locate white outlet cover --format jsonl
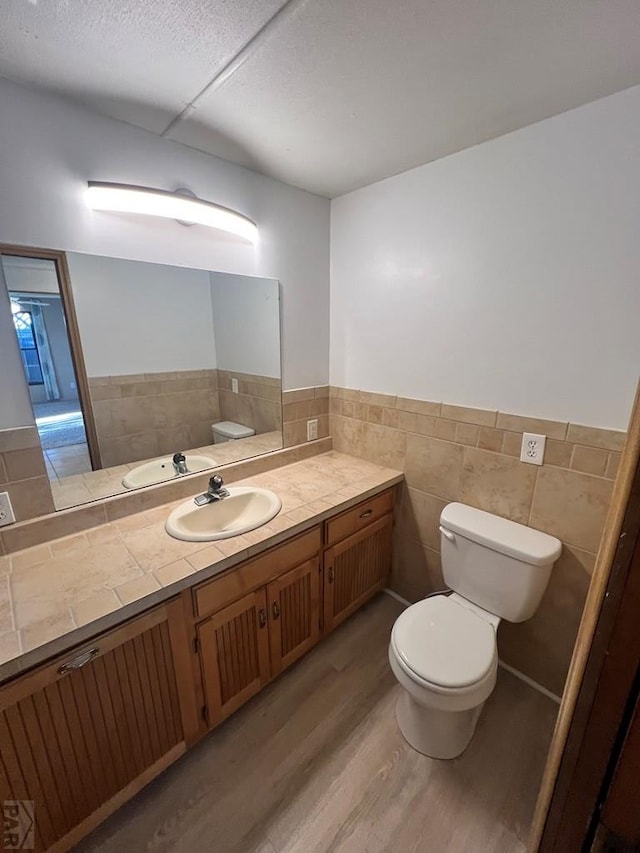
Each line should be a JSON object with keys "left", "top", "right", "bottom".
{"left": 520, "top": 433, "right": 546, "bottom": 466}
{"left": 231, "top": 378, "right": 239, "bottom": 394}
{"left": 0, "top": 491, "right": 16, "bottom": 527}
{"left": 307, "top": 419, "right": 318, "bottom": 441}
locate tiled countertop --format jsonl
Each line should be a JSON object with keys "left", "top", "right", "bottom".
{"left": 0, "top": 451, "right": 403, "bottom": 684}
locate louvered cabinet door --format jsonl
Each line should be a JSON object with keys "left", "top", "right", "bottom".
{"left": 0, "top": 602, "right": 186, "bottom": 853}
{"left": 197, "top": 588, "right": 270, "bottom": 726}
{"left": 267, "top": 557, "right": 321, "bottom": 676}
{"left": 323, "top": 513, "right": 393, "bottom": 633}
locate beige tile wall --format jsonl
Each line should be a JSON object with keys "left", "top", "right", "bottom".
{"left": 282, "top": 386, "right": 330, "bottom": 447}
{"left": 0, "top": 427, "right": 55, "bottom": 521}
{"left": 89, "top": 369, "right": 221, "bottom": 467}
{"left": 330, "top": 386, "right": 625, "bottom": 695}
{"left": 217, "top": 370, "right": 282, "bottom": 435}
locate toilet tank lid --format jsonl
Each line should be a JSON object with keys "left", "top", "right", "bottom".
{"left": 212, "top": 421, "right": 255, "bottom": 438}
{"left": 440, "top": 503, "right": 562, "bottom": 566}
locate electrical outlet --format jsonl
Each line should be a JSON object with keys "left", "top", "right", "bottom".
{"left": 231, "top": 378, "right": 238, "bottom": 394}
{"left": 520, "top": 433, "right": 546, "bottom": 466}
{"left": 0, "top": 492, "right": 16, "bottom": 527}
{"left": 307, "top": 419, "right": 318, "bottom": 441}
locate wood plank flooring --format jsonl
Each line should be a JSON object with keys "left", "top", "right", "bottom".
{"left": 76, "top": 595, "right": 557, "bottom": 853}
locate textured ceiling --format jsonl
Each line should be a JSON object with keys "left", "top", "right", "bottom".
{"left": 2, "top": 0, "right": 640, "bottom": 197}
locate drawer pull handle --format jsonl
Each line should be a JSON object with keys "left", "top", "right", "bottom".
{"left": 359, "top": 509, "right": 373, "bottom": 519}
{"left": 272, "top": 602, "right": 280, "bottom": 620}
{"left": 58, "top": 647, "right": 99, "bottom": 675}
{"left": 259, "top": 608, "right": 267, "bottom": 628}
{"left": 328, "top": 567, "right": 335, "bottom": 583}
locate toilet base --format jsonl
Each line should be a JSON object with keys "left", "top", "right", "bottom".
{"left": 395, "top": 691, "right": 485, "bottom": 759}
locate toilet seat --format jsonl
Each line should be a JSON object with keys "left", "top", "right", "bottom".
{"left": 391, "top": 595, "right": 497, "bottom": 690}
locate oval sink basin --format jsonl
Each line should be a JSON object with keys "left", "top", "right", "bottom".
{"left": 165, "top": 486, "right": 282, "bottom": 542}
{"left": 122, "top": 454, "right": 216, "bottom": 490}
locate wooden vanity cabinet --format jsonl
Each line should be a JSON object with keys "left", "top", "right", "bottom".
{"left": 0, "top": 486, "right": 396, "bottom": 851}
{"left": 195, "top": 530, "right": 322, "bottom": 727}
{"left": 267, "top": 557, "right": 321, "bottom": 676}
{"left": 323, "top": 498, "right": 394, "bottom": 633}
{"left": 197, "top": 588, "right": 271, "bottom": 726}
{"left": 0, "top": 598, "right": 194, "bottom": 853}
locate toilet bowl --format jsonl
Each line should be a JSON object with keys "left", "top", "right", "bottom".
{"left": 211, "top": 421, "right": 255, "bottom": 443}
{"left": 389, "top": 503, "right": 562, "bottom": 759}
{"left": 389, "top": 593, "right": 499, "bottom": 758}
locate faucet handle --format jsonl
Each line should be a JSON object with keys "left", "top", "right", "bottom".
{"left": 173, "top": 452, "right": 186, "bottom": 464}
{"left": 209, "top": 475, "right": 224, "bottom": 491}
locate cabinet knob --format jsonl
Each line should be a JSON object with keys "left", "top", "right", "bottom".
{"left": 272, "top": 602, "right": 280, "bottom": 620}
{"left": 258, "top": 609, "right": 267, "bottom": 628}
{"left": 58, "top": 647, "right": 99, "bottom": 675}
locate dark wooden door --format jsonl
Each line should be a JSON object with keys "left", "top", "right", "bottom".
{"left": 599, "top": 690, "right": 640, "bottom": 844}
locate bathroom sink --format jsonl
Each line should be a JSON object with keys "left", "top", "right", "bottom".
{"left": 165, "top": 486, "right": 282, "bottom": 542}
{"left": 122, "top": 454, "right": 216, "bottom": 489}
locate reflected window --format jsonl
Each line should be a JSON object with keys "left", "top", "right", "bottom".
{"left": 12, "top": 310, "right": 44, "bottom": 385}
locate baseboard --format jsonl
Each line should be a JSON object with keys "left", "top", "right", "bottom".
{"left": 383, "top": 588, "right": 412, "bottom": 607}
{"left": 497, "top": 660, "right": 561, "bottom": 704}
{"left": 382, "top": 589, "right": 562, "bottom": 705}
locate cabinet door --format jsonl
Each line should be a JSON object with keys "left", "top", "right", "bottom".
{"left": 323, "top": 513, "right": 393, "bottom": 633}
{"left": 267, "top": 557, "right": 321, "bottom": 676}
{"left": 0, "top": 602, "right": 186, "bottom": 853}
{"left": 197, "top": 589, "right": 270, "bottom": 726}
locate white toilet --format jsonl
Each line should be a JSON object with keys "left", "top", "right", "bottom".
{"left": 389, "top": 502, "right": 562, "bottom": 759}
{"left": 211, "top": 421, "right": 256, "bottom": 443}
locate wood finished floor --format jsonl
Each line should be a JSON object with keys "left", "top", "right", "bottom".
{"left": 76, "top": 595, "right": 557, "bottom": 853}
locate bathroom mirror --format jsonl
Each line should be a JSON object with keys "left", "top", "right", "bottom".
{"left": 0, "top": 247, "right": 282, "bottom": 510}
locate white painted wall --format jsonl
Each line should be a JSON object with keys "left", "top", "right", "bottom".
{"left": 67, "top": 253, "right": 216, "bottom": 375}
{"left": 331, "top": 85, "right": 640, "bottom": 430}
{"left": 0, "top": 76, "right": 329, "bottom": 425}
{"left": 210, "top": 272, "right": 280, "bottom": 378}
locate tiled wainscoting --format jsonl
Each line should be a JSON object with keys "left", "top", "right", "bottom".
{"left": 282, "top": 386, "right": 330, "bottom": 447}
{"left": 0, "top": 426, "right": 55, "bottom": 525}
{"left": 218, "top": 369, "right": 282, "bottom": 434}
{"left": 330, "top": 387, "right": 624, "bottom": 695}
{"left": 90, "top": 369, "right": 283, "bottom": 468}
{"left": 89, "top": 370, "right": 221, "bottom": 467}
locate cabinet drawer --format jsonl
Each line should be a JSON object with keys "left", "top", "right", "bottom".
{"left": 193, "top": 526, "right": 322, "bottom": 619}
{"left": 325, "top": 489, "right": 394, "bottom": 546}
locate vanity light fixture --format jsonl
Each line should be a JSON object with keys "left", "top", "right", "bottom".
{"left": 85, "top": 182, "right": 258, "bottom": 244}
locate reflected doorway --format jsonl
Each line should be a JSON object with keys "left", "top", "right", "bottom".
{"left": 0, "top": 248, "right": 101, "bottom": 480}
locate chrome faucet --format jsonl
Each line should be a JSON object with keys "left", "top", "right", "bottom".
{"left": 194, "top": 475, "right": 230, "bottom": 506}
{"left": 172, "top": 452, "right": 188, "bottom": 475}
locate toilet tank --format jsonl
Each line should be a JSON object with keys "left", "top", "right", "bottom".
{"left": 439, "top": 503, "right": 562, "bottom": 623}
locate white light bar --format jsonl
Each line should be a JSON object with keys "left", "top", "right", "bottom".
{"left": 86, "top": 182, "right": 258, "bottom": 244}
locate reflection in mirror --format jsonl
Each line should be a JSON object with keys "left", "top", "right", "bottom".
{"left": 0, "top": 250, "right": 282, "bottom": 511}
